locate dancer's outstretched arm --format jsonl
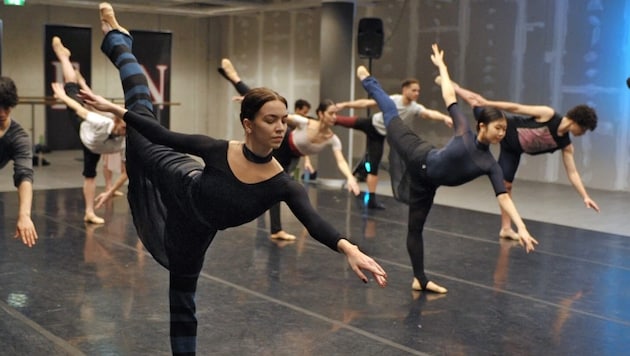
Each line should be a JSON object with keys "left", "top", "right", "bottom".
{"left": 15, "top": 181, "right": 37, "bottom": 247}
{"left": 51, "top": 83, "right": 90, "bottom": 119}
{"left": 430, "top": 44, "right": 457, "bottom": 108}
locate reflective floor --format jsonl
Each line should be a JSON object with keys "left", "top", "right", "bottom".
{"left": 1, "top": 180, "right": 629, "bottom": 355}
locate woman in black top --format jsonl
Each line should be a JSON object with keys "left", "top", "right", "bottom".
{"left": 357, "top": 44, "right": 537, "bottom": 294}
{"left": 89, "top": 4, "right": 387, "bottom": 355}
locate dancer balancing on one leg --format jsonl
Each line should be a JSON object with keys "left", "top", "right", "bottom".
{"left": 357, "top": 43, "right": 538, "bottom": 293}
{"left": 88, "top": 3, "right": 386, "bottom": 354}
{"left": 439, "top": 78, "right": 599, "bottom": 241}
{"left": 218, "top": 58, "right": 360, "bottom": 241}
{"left": 51, "top": 36, "right": 127, "bottom": 223}
{"left": 334, "top": 78, "right": 453, "bottom": 210}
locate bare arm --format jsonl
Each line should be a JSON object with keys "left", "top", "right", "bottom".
{"left": 561, "top": 144, "right": 600, "bottom": 212}
{"left": 80, "top": 89, "right": 128, "bottom": 118}
{"left": 51, "top": 82, "right": 89, "bottom": 119}
{"left": 336, "top": 98, "right": 377, "bottom": 110}
{"left": 496, "top": 193, "right": 538, "bottom": 252}
{"left": 332, "top": 149, "right": 360, "bottom": 195}
{"left": 430, "top": 44, "right": 457, "bottom": 107}
{"left": 419, "top": 108, "right": 453, "bottom": 128}
{"left": 446, "top": 78, "right": 555, "bottom": 121}
{"left": 15, "top": 181, "right": 37, "bottom": 247}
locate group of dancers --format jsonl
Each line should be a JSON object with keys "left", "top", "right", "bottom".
{"left": 0, "top": 3, "right": 600, "bottom": 355}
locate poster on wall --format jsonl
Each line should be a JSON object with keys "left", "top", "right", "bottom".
{"left": 130, "top": 30, "right": 172, "bottom": 129}
{"left": 44, "top": 25, "right": 91, "bottom": 150}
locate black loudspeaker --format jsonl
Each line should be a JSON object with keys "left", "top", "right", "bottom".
{"left": 358, "top": 18, "right": 383, "bottom": 59}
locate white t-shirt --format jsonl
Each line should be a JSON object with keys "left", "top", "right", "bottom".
{"left": 371, "top": 94, "right": 426, "bottom": 135}
{"left": 291, "top": 114, "right": 342, "bottom": 155}
{"left": 80, "top": 112, "right": 125, "bottom": 154}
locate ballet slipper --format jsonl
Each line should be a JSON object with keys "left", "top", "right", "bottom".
{"left": 99, "top": 2, "right": 130, "bottom": 36}
{"left": 412, "top": 278, "right": 448, "bottom": 294}
{"left": 52, "top": 36, "right": 71, "bottom": 58}
{"left": 220, "top": 58, "right": 240, "bottom": 83}
{"left": 499, "top": 228, "right": 520, "bottom": 241}
{"left": 357, "top": 66, "right": 370, "bottom": 81}
{"left": 270, "top": 230, "right": 296, "bottom": 241}
{"left": 84, "top": 213, "right": 105, "bottom": 224}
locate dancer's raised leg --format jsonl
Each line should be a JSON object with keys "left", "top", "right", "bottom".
{"left": 98, "top": 4, "right": 201, "bottom": 354}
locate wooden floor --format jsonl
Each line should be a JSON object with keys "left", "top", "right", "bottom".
{"left": 0, "top": 150, "right": 629, "bottom": 355}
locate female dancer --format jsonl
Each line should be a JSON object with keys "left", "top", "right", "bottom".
{"left": 357, "top": 43, "right": 538, "bottom": 293}
{"left": 51, "top": 36, "right": 127, "bottom": 223}
{"left": 334, "top": 79, "right": 452, "bottom": 210}
{"left": 89, "top": 4, "right": 386, "bottom": 355}
{"left": 219, "top": 59, "right": 360, "bottom": 240}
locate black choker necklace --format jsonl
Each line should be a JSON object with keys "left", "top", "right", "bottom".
{"left": 242, "top": 144, "right": 273, "bottom": 164}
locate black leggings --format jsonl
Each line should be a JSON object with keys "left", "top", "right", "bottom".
{"left": 335, "top": 115, "right": 385, "bottom": 175}
{"left": 64, "top": 82, "right": 101, "bottom": 178}
{"left": 362, "top": 76, "right": 437, "bottom": 288}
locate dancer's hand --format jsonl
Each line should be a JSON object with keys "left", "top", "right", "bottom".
{"left": 15, "top": 214, "right": 37, "bottom": 248}
{"left": 346, "top": 177, "right": 360, "bottom": 196}
{"left": 95, "top": 190, "right": 114, "bottom": 209}
{"left": 517, "top": 229, "right": 538, "bottom": 253}
{"left": 584, "top": 197, "right": 600, "bottom": 212}
{"left": 51, "top": 82, "right": 68, "bottom": 100}
{"left": 79, "top": 89, "right": 127, "bottom": 117}
{"left": 338, "top": 239, "right": 387, "bottom": 287}
{"left": 430, "top": 43, "right": 446, "bottom": 67}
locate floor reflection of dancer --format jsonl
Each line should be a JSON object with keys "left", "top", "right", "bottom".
{"left": 357, "top": 44, "right": 538, "bottom": 293}
{"left": 445, "top": 79, "right": 599, "bottom": 240}
{"left": 88, "top": 4, "right": 387, "bottom": 354}
{"left": 0, "top": 76, "right": 38, "bottom": 247}
{"left": 218, "top": 59, "right": 360, "bottom": 241}
{"left": 51, "top": 36, "right": 127, "bottom": 223}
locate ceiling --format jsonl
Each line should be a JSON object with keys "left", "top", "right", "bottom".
{"left": 24, "top": 0, "right": 386, "bottom": 18}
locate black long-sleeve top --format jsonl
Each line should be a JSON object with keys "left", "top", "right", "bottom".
{"left": 123, "top": 110, "right": 343, "bottom": 251}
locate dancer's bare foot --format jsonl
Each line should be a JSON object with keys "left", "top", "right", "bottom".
{"left": 412, "top": 278, "right": 448, "bottom": 294}
{"left": 84, "top": 213, "right": 105, "bottom": 224}
{"left": 499, "top": 228, "right": 520, "bottom": 241}
{"left": 52, "top": 36, "right": 71, "bottom": 58}
{"left": 357, "top": 65, "right": 370, "bottom": 81}
{"left": 99, "top": 2, "right": 129, "bottom": 35}
{"left": 220, "top": 58, "right": 241, "bottom": 83}
{"left": 270, "top": 230, "right": 296, "bottom": 241}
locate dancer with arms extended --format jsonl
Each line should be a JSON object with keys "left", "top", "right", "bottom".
{"left": 88, "top": 4, "right": 386, "bottom": 355}
{"left": 443, "top": 79, "right": 599, "bottom": 240}
{"left": 357, "top": 44, "right": 537, "bottom": 293}
{"left": 51, "top": 36, "right": 127, "bottom": 222}
{"left": 219, "top": 59, "right": 360, "bottom": 240}
{"left": 0, "top": 76, "right": 37, "bottom": 247}
{"left": 334, "top": 78, "right": 452, "bottom": 209}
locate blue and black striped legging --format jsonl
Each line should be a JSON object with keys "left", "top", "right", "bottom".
{"left": 101, "top": 30, "right": 203, "bottom": 356}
